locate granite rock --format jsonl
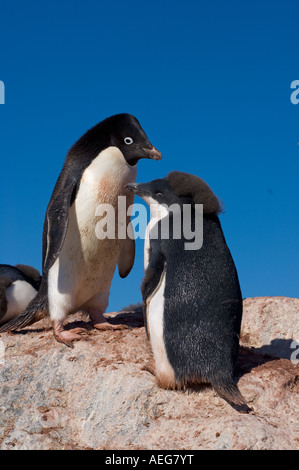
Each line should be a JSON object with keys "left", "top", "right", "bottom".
{"left": 0, "top": 297, "right": 298, "bottom": 450}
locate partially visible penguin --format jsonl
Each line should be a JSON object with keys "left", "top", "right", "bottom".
{"left": 0, "top": 264, "right": 41, "bottom": 324}
{"left": 127, "top": 172, "right": 251, "bottom": 412}
{"left": 0, "top": 114, "right": 161, "bottom": 347}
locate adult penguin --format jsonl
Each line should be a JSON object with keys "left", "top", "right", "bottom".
{"left": 0, "top": 114, "right": 161, "bottom": 347}
{"left": 0, "top": 264, "right": 41, "bottom": 324}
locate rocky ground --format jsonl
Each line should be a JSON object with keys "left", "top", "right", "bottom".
{"left": 0, "top": 296, "right": 298, "bottom": 450}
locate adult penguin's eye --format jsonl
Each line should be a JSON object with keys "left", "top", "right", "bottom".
{"left": 124, "top": 137, "right": 133, "bottom": 145}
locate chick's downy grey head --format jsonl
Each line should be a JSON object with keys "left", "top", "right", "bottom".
{"left": 127, "top": 171, "right": 221, "bottom": 214}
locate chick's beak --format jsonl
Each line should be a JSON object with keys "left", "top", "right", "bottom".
{"left": 126, "top": 183, "right": 140, "bottom": 193}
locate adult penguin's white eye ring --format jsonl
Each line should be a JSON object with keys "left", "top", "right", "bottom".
{"left": 124, "top": 137, "right": 134, "bottom": 145}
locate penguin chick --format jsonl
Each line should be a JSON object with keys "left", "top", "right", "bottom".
{"left": 127, "top": 172, "right": 251, "bottom": 412}
{"left": 0, "top": 114, "right": 161, "bottom": 347}
{"left": 0, "top": 264, "right": 41, "bottom": 324}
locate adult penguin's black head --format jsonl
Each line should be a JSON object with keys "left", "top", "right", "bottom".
{"left": 109, "top": 114, "right": 162, "bottom": 166}
{"left": 69, "top": 113, "right": 162, "bottom": 167}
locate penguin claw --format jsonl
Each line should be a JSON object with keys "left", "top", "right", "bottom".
{"left": 66, "top": 327, "right": 91, "bottom": 337}
{"left": 53, "top": 323, "right": 90, "bottom": 347}
{"left": 92, "top": 321, "right": 129, "bottom": 331}
{"left": 88, "top": 310, "right": 130, "bottom": 331}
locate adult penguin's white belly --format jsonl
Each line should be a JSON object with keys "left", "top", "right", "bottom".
{"left": 48, "top": 146, "right": 136, "bottom": 312}
{"left": 3, "top": 281, "right": 38, "bottom": 323}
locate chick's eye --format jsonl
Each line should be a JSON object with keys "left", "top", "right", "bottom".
{"left": 155, "top": 192, "right": 163, "bottom": 197}
{"left": 124, "top": 137, "right": 133, "bottom": 145}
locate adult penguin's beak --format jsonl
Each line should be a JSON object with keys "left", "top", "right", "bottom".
{"left": 142, "top": 145, "right": 162, "bottom": 160}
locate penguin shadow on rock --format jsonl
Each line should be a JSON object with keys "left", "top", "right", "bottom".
{"left": 127, "top": 171, "right": 253, "bottom": 413}
{"left": 64, "top": 303, "right": 145, "bottom": 333}
{"left": 0, "top": 114, "right": 162, "bottom": 347}
{"left": 237, "top": 337, "right": 296, "bottom": 377}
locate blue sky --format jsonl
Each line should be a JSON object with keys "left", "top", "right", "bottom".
{"left": 0, "top": 0, "right": 298, "bottom": 312}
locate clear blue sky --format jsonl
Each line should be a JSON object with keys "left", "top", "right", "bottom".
{"left": 0, "top": 1, "right": 298, "bottom": 312}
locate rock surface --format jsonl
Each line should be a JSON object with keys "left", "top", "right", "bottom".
{"left": 0, "top": 297, "right": 298, "bottom": 450}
